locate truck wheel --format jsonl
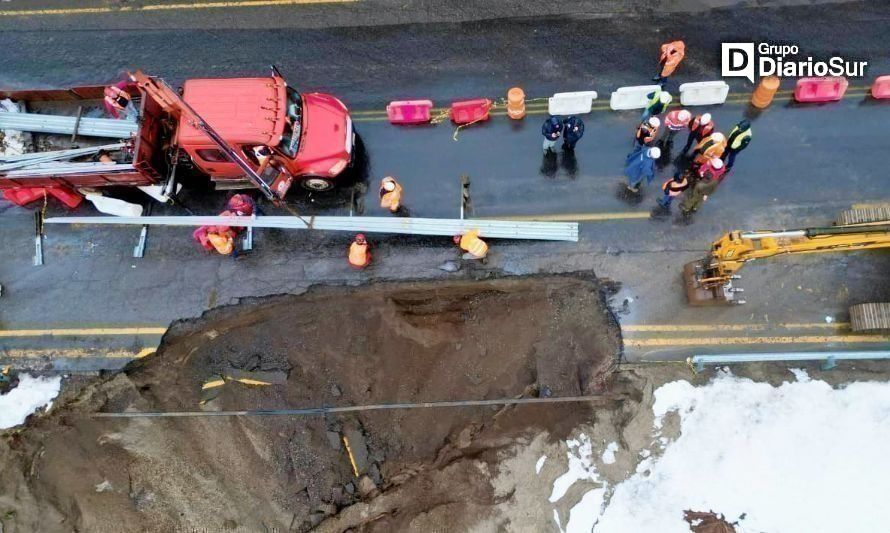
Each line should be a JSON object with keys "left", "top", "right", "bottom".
{"left": 301, "top": 177, "right": 334, "bottom": 192}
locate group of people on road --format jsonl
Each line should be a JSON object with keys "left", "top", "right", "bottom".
{"left": 542, "top": 115, "right": 586, "bottom": 154}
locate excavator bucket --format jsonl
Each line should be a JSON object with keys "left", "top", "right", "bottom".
{"left": 683, "top": 260, "right": 734, "bottom": 306}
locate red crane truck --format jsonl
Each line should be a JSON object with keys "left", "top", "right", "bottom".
{"left": 0, "top": 67, "right": 355, "bottom": 208}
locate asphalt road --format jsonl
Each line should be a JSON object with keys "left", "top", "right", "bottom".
{"left": 1, "top": 1, "right": 890, "bottom": 369}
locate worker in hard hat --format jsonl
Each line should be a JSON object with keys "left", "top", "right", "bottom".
{"left": 103, "top": 81, "right": 138, "bottom": 120}
{"left": 635, "top": 116, "right": 661, "bottom": 146}
{"left": 454, "top": 230, "right": 488, "bottom": 261}
{"left": 625, "top": 145, "right": 661, "bottom": 193}
{"left": 348, "top": 233, "right": 371, "bottom": 269}
{"left": 227, "top": 194, "right": 256, "bottom": 217}
{"left": 657, "top": 170, "right": 690, "bottom": 210}
{"left": 681, "top": 113, "right": 714, "bottom": 155}
{"left": 379, "top": 176, "right": 403, "bottom": 214}
{"left": 681, "top": 162, "right": 722, "bottom": 218}
{"left": 641, "top": 89, "right": 672, "bottom": 121}
{"left": 697, "top": 156, "right": 727, "bottom": 182}
{"left": 724, "top": 120, "right": 753, "bottom": 170}
{"left": 663, "top": 109, "right": 692, "bottom": 142}
{"left": 692, "top": 132, "right": 727, "bottom": 167}
{"left": 653, "top": 40, "right": 686, "bottom": 85}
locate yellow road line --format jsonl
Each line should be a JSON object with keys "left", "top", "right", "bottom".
{"left": 626, "top": 335, "right": 890, "bottom": 348}
{"left": 851, "top": 202, "right": 890, "bottom": 210}
{"left": 1, "top": 347, "right": 156, "bottom": 359}
{"left": 479, "top": 212, "right": 650, "bottom": 222}
{"left": 0, "top": 327, "right": 166, "bottom": 338}
{"left": 0, "top": 0, "right": 356, "bottom": 17}
{"left": 623, "top": 322, "right": 850, "bottom": 333}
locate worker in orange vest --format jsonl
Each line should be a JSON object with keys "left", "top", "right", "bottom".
{"left": 379, "top": 176, "right": 403, "bottom": 214}
{"left": 693, "top": 132, "right": 727, "bottom": 167}
{"left": 193, "top": 225, "right": 236, "bottom": 256}
{"left": 681, "top": 113, "right": 714, "bottom": 155}
{"left": 348, "top": 233, "right": 371, "bottom": 269}
{"left": 654, "top": 40, "right": 686, "bottom": 85}
{"left": 657, "top": 171, "right": 690, "bottom": 210}
{"left": 453, "top": 230, "right": 488, "bottom": 261}
{"left": 635, "top": 116, "right": 661, "bottom": 146}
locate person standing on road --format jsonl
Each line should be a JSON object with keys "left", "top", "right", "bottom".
{"left": 697, "top": 156, "right": 727, "bottom": 183}
{"left": 692, "top": 132, "right": 727, "bottom": 167}
{"left": 724, "top": 120, "right": 753, "bottom": 170}
{"left": 657, "top": 171, "right": 690, "bottom": 209}
{"left": 625, "top": 146, "right": 661, "bottom": 193}
{"left": 379, "top": 176, "right": 404, "bottom": 214}
{"left": 641, "top": 89, "right": 672, "bottom": 121}
{"left": 454, "top": 230, "right": 489, "bottom": 261}
{"left": 348, "top": 233, "right": 371, "bottom": 269}
{"left": 663, "top": 109, "right": 692, "bottom": 143}
{"left": 542, "top": 116, "right": 562, "bottom": 154}
{"left": 681, "top": 113, "right": 714, "bottom": 155}
{"left": 635, "top": 116, "right": 661, "bottom": 146}
{"left": 680, "top": 169, "right": 721, "bottom": 218}
{"left": 653, "top": 40, "right": 686, "bottom": 85}
{"left": 562, "top": 116, "right": 585, "bottom": 151}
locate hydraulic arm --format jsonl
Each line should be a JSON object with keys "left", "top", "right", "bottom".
{"left": 684, "top": 223, "right": 890, "bottom": 306}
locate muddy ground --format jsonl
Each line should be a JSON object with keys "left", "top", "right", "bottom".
{"left": 0, "top": 275, "right": 622, "bottom": 532}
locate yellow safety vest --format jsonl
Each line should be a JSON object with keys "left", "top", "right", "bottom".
{"left": 460, "top": 230, "right": 488, "bottom": 258}
{"left": 729, "top": 128, "right": 752, "bottom": 150}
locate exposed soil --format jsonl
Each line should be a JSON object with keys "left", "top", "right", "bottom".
{"left": 0, "top": 275, "right": 621, "bottom": 532}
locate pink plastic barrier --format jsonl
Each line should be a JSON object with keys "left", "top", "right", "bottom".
{"left": 871, "top": 76, "right": 890, "bottom": 99}
{"left": 386, "top": 100, "right": 434, "bottom": 124}
{"left": 794, "top": 77, "right": 849, "bottom": 102}
{"left": 450, "top": 99, "right": 492, "bottom": 125}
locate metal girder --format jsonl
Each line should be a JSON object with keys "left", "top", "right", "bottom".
{"left": 0, "top": 112, "right": 137, "bottom": 138}
{"left": 45, "top": 215, "right": 580, "bottom": 242}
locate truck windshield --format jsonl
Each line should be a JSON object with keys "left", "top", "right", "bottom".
{"left": 278, "top": 88, "right": 302, "bottom": 158}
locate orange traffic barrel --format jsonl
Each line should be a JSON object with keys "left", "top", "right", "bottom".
{"left": 750, "top": 76, "right": 780, "bottom": 108}
{"left": 506, "top": 87, "right": 526, "bottom": 119}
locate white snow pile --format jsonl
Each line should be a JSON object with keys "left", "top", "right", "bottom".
{"left": 549, "top": 370, "right": 890, "bottom": 533}
{"left": 0, "top": 374, "right": 61, "bottom": 429}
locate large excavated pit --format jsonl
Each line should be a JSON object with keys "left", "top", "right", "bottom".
{"left": 0, "top": 276, "right": 620, "bottom": 532}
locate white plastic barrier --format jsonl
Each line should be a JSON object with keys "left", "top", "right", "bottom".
{"left": 679, "top": 81, "right": 730, "bottom": 106}
{"left": 548, "top": 91, "right": 598, "bottom": 115}
{"left": 609, "top": 85, "right": 662, "bottom": 110}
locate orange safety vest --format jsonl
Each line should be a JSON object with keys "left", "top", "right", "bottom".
{"left": 380, "top": 180, "right": 403, "bottom": 212}
{"left": 659, "top": 41, "right": 686, "bottom": 77}
{"left": 459, "top": 230, "right": 488, "bottom": 258}
{"left": 348, "top": 242, "right": 370, "bottom": 268}
{"left": 207, "top": 232, "right": 234, "bottom": 255}
{"left": 694, "top": 136, "right": 727, "bottom": 164}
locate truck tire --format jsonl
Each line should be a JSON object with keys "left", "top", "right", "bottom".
{"left": 301, "top": 177, "right": 334, "bottom": 192}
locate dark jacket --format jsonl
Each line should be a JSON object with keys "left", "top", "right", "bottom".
{"left": 562, "top": 116, "right": 585, "bottom": 144}
{"left": 542, "top": 116, "right": 562, "bottom": 140}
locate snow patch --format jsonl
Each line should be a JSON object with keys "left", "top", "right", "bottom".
{"left": 549, "top": 433, "right": 599, "bottom": 502}
{"left": 566, "top": 372, "right": 890, "bottom": 533}
{"left": 790, "top": 368, "right": 810, "bottom": 382}
{"left": 536, "top": 455, "right": 547, "bottom": 475}
{"left": 0, "top": 374, "right": 61, "bottom": 429}
{"left": 601, "top": 442, "right": 618, "bottom": 465}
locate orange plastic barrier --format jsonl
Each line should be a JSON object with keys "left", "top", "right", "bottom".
{"left": 871, "top": 75, "right": 890, "bottom": 99}
{"left": 794, "top": 77, "right": 848, "bottom": 103}
{"left": 386, "top": 100, "right": 434, "bottom": 124}
{"left": 3, "top": 188, "right": 45, "bottom": 207}
{"left": 750, "top": 76, "right": 780, "bottom": 108}
{"left": 506, "top": 87, "right": 526, "bottom": 119}
{"left": 450, "top": 99, "right": 492, "bottom": 125}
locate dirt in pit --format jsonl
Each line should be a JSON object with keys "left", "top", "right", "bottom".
{"left": 0, "top": 276, "right": 620, "bottom": 532}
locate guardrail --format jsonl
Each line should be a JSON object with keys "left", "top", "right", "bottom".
{"left": 688, "top": 350, "right": 890, "bottom": 372}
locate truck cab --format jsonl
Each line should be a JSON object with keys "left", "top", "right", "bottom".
{"left": 176, "top": 74, "right": 353, "bottom": 194}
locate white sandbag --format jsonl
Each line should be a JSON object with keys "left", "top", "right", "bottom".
{"left": 609, "top": 85, "right": 662, "bottom": 110}
{"left": 679, "top": 81, "right": 730, "bottom": 106}
{"left": 138, "top": 184, "right": 182, "bottom": 203}
{"left": 547, "top": 91, "right": 598, "bottom": 115}
{"left": 86, "top": 193, "right": 143, "bottom": 217}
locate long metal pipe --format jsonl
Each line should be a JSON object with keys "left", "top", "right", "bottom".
{"left": 45, "top": 215, "right": 579, "bottom": 241}
{"left": 690, "top": 351, "right": 890, "bottom": 366}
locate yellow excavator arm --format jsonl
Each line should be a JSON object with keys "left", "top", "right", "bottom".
{"left": 685, "top": 223, "right": 890, "bottom": 306}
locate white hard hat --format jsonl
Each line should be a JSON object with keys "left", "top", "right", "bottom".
{"left": 711, "top": 158, "right": 724, "bottom": 169}
{"left": 701, "top": 113, "right": 712, "bottom": 124}
{"left": 648, "top": 147, "right": 661, "bottom": 159}
{"left": 678, "top": 110, "right": 691, "bottom": 121}
{"left": 383, "top": 180, "right": 395, "bottom": 191}
{"left": 648, "top": 116, "right": 661, "bottom": 127}
{"left": 711, "top": 132, "right": 725, "bottom": 141}
{"left": 659, "top": 92, "right": 673, "bottom": 104}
